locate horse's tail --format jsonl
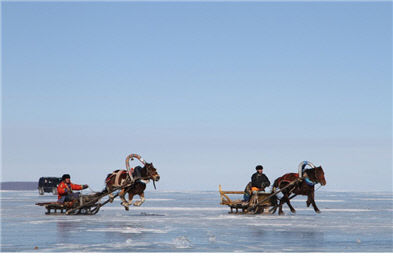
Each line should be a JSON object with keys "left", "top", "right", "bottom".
{"left": 105, "top": 173, "right": 112, "bottom": 183}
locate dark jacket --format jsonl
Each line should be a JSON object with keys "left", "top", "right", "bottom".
{"left": 251, "top": 172, "right": 270, "bottom": 189}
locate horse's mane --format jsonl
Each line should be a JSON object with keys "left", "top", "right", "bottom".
{"left": 132, "top": 166, "right": 144, "bottom": 180}
{"left": 303, "top": 167, "right": 317, "bottom": 180}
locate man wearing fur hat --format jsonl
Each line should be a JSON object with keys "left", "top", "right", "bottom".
{"left": 57, "top": 174, "right": 88, "bottom": 203}
{"left": 251, "top": 165, "right": 270, "bottom": 192}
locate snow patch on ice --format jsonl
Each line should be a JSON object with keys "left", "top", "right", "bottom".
{"left": 290, "top": 199, "right": 345, "bottom": 202}
{"left": 356, "top": 198, "right": 393, "bottom": 201}
{"left": 145, "top": 198, "right": 174, "bottom": 201}
{"left": 172, "top": 236, "right": 192, "bottom": 249}
{"left": 104, "top": 206, "right": 222, "bottom": 211}
{"left": 28, "top": 219, "right": 84, "bottom": 224}
{"left": 321, "top": 208, "right": 374, "bottom": 212}
{"left": 87, "top": 226, "right": 168, "bottom": 234}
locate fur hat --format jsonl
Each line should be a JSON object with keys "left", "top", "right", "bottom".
{"left": 62, "top": 174, "right": 71, "bottom": 180}
{"left": 255, "top": 165, "right": 263, "bottom": 170}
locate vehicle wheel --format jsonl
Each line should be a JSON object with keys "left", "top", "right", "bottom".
{"left": 38, "top": 187, "right": 44, "bottom": 195}
{"left": 52, "top": 187, "right": 58, "bottom": 195}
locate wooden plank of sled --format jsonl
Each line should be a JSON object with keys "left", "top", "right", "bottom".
{"left": 219, "top": 185, "right": 238, "bottom": 205}
{"left": 219, "top": 185, "right": 243, "bottom": 194}
{"left": 219, "top": 191, "right": 244, "bottom": 194}
{"left": 35, "top": 202, "right": 61, "bottom": 206}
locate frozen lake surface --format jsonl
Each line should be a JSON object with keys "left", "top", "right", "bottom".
{"left": 1, "top": 189, "right": 392, "bottom": 252}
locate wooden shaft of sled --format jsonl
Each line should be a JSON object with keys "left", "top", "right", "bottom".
{"left": 289, "top": 194, "right": 297, "bottom": 200}
{"left": 65, "top": 183, "right": 131, "bottom": 215}
{"left": 99, "top": 193, "right": 120, "bottom": 207}
{"left": 256, "top": 178, "right": 302, "bottom": 205}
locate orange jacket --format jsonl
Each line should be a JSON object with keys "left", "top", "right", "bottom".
{"left": 57, "top": 181, "right": 83, "bottom": 199}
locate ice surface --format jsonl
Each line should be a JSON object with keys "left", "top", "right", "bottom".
{"left": 1, "top": 190, "right": 392, "bottom": 252}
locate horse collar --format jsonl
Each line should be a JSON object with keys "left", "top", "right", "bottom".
{"left": 304, "top": 177, "right": 317, "bottom": 186}
{"left": 128, "top": 168, "right": 134, "bottom": 179}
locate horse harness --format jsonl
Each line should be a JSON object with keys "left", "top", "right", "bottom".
{"left": 106, "top": 169, "right": 134, "bottom": 187}
{"left": 106, "top": 166, "right": 150, "bottom": 188}
{"left": 277, "top": 172, "right": 317, "bottom": 189}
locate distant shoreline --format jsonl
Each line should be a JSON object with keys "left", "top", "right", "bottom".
{"left": 0, "top": 182, "right": 37, "bottom": 190}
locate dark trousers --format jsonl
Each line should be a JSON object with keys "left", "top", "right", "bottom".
{"left": 58, "top": 192, "right": 80, "bottom": 203}
{"left": 243, "top": 193, "right": 251, "bottom": 202}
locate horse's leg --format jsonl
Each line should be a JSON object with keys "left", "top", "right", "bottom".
{"left": 278, "top": 198, "right": 285, "bottom": 215}
{"left": 306, "top": 197, "right": 311, "bottom": 207}
{"left": 133, "top": 192, "right": 145, "bottom": 206}
{"left": 285, "top": 195, "right": 296, "bottom": 213}
{"left": 277, "top": 192, "right": 289, "bottom": 215}
{"left": 277, "top": 185, "right": 290, "bottom": 215}
{"left": 280, "top": 193, "right": 296, "bottom": 214}
{"left": 269, "top": 194, "right": 278, "bottom": 214}
{"left": 270, "top": 205, "right": 278, "bottom": 214}
{"left": 308, "top": 191, "right": 321, "bottom": 213}
{"left": 106, "top": 185, "right": 115, "bottom": 203}
{"left": 119, "top": 189, "right": 129, "bottom": 211}
{"left": 128, "top": 192, "right": 135, "bottom": 206}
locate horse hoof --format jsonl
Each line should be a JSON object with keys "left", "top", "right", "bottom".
{"left": 279, "top": 212, "right": 285, "bottom": 216}
{"left": 121, "top": 202, "right": 129, "bottom": 211}
{"left": 291, "top": 209, "right": 296, "bottom": 213}
{"left": 316, "top": 210, "right": 321, "bottom": 214}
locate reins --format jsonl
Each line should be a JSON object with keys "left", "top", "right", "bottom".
{"left": 315, "top": 183, "right": 322, "bottom": 192}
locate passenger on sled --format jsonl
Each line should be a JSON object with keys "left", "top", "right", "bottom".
{"left": 57, "top": 174, "right": 89, "bottom": 203}
{"left": 243, "top": 165, "right": 271, "bottom": 201}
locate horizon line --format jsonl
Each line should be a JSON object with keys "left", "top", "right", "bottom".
{"left": 2, "top": 0, "right": 392, "bottom": 2}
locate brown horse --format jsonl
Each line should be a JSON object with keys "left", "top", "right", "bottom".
{"left": 103, "top": 162, "right": 160, "bottom": 210}
{"left": 271, "top": 166, "right": 326, "bottom": 215}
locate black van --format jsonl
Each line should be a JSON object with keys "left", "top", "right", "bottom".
{"left": 38, "top": 177, "right": 62, "bottom": 195}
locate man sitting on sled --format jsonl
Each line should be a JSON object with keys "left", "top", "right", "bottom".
{"left": 243, "top": 165, "right": 271, "bottom": 201}
{"left": 57, "top": 174, "right": 89, "bottom": 203}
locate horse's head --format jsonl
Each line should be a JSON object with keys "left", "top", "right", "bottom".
{"left": 143, "top": 162, "right": 159, "bottom": 190}
{"left": 314, "top": 166, "right": 326, "bottom": 186}
{"left": 304, "top": 166, "right": 326, "bottom": 186}
{"left": 144, "top": 162, "right": 160, "bottom": 182}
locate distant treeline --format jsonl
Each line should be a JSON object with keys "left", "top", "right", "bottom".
{"left": 0, "top": 182, "right": 37, "bottom": 190}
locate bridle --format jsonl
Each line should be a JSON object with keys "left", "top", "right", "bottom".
{"left": 143, "top": 164, "right": 158, "bottom": 189}
{"left": 124, "top": 153, "right": 158, "bottom": 189}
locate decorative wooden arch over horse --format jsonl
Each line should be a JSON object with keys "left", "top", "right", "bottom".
{"left": 298, "top": 160, "right": 316, "bottom": 177}
{"left": 271, "top": 161, "right": 326, "bottom": 215}
{"left": 102, "top": 153, "right": 160, "bottom": 211}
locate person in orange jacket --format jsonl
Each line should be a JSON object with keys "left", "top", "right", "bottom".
{"left": 57, "top": 174, "right": 88, "bottom": 203}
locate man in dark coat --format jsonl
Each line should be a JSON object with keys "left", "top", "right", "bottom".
{"left": 251, "top": 165, "right": 270, "bottom": 192}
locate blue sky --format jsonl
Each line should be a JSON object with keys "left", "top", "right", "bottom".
{"left": 2, "top": 1, "right": 392, "bottom": 192}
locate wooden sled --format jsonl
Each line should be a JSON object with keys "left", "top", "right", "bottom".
{"left": 219, "top": 185, "right": 277, "bottom": 214}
